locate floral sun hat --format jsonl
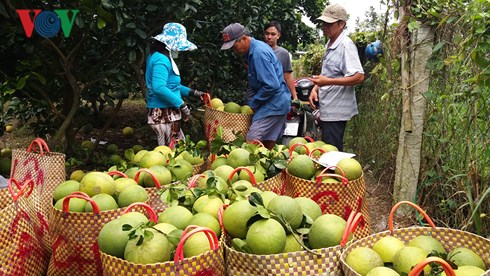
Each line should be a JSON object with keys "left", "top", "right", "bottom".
{"left": 152, "top": 22, "right": 197, "bottom": 51}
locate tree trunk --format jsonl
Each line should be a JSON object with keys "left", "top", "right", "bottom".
{"left": 393, "top": 21, "right": 434, "bottom": 215}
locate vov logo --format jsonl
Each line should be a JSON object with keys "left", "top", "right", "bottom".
{"left": 16, "top": 9, "right": 79, "bottom": 38}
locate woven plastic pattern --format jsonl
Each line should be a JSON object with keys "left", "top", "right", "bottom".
{"left": 100, "top": 246, "right": 225, "bottom": 275}
{"left": 192, "top": 162, "right": 206, "bottom": 175}
{"left": 284, "top": 171, "right": 371, "bottom": 238}
{"left": 0, "top": 193, "right": 50, "bottom": 275}
{"left": 224, "top": 235, "right": 344, "bottom": 275}
{"left": 255, "top": 171, "right": 286, "bottom": 195}
{"left": 340, "top": 227, "right": 490, "bottom": 276}
{"left": 47, "top": 206, "right": 128, "bottom": 276}
{"left": 145, "top": 187, "right": 168, "bottom": 213}
{"left": 0, "top": 187, "right": 13, "bottom": 210}
{"left": 204, "top": 106, "right": 252, "bottom": 143}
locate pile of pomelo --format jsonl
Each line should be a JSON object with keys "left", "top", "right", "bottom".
{"left": 53, "top": 171, "right": 149, "bottom": 212}
{"left": 344, "top": 234, "right": 487, "bottom": 275}
{"left": 209, "top": 97, "right": 254, "bottom": 115}
{"left": 222, "top": 192, "right": 354, "bottom": 255}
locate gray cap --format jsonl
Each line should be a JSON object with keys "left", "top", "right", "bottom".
{"left": 221, "top": 23, "right": 246, "bottom": 50}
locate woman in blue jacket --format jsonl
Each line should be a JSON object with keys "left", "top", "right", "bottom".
{"left": 146, "top": 23, "right": 205, "bottom": 146}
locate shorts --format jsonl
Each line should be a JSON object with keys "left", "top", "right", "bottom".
{"left": 247, "top": 115, "right": 287, "bottom": 141}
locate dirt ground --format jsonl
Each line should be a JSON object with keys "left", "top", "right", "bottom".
{"left": 1, "top": 98, "right": 393, "bottom": 234}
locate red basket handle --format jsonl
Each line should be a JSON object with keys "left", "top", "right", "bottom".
{"left": 250, "top": 140, "right": 265, "bottom": 148}
{"left": 123, "top": 202, "right": 158, "bottom": 223}
{"left": 174, "top": 226, "right": 219, "bottom": 262}
{"left": 340, "top": 211, "right": 363, "bottom": 246}
{"left": 107, "top": 170, "right": 128, "bottom": 178}
{"left": 202, "top": 93, "right": 212, "bottom": 108}
{"left": 228, "top": 166, "right": 257, "bottom": 185}
{"left": 315, "top": 173, "right": 349, "bottom": 186}
{"left": 309, "top": 147, "right": 325, "bottom": 157}
{"left": 408, "top": 257, "right": 456, "bottom": 276}
{"left": 134, "top": 168, "right": 161, "bottom": 188}
{"left": 169, "top": 139, "right": 179, "bottom": 150}
{"left": 217, "top": 204, "right": 229, "bottom": 234}
{"left": 388, "top": 201, "right": 436, "bottom": 233}
{"left": 288, "top": 143, "right": 309, "bottom": 158}
{"left": 320, "top": 165, "right": 346, "bottom": 178}
{"left": 188, "top": 174, "right": 206, "bottom": 188}
{"left": 27, "top": 138, "right": 50, "bottom": 155}
{"left": 8, "top": 178, "right": 34, "bottom": 202}
{"left": 304, "top": 136, "right": 315, "bottom": 142}
{"left": 62, "top": 192, "right": 100, "bottom": 214}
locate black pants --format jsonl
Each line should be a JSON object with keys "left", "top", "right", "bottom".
{"left": 319, "top": 121, "right": 347, "bottom": 152}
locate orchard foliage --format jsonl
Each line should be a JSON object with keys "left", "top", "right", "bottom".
{"left": 0, "top": 0, "right": 324, "bottom": 152}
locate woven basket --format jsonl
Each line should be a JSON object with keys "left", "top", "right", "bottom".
{"left": 0, "top": 179, "right": 50, "bottom": 275}
{"left": 134, "top": 168, "right": 167, "bottom": 213}
{"left": 203, "top": 103, "right": 252, "bottom": 143}
{"left": 101, "top": 225, "right": 225, "bottom": 275}
{"left": 222, "top": 210, "right": 363, "bottom": 275}
{"left": 0, "top": 186, "right": 13, "bottom": 210}
{"left": 340, "top": 201, "right": 490, "bottom": 276}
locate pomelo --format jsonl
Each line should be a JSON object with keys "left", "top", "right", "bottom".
{"left": 195, "top": 170, "right": 228, "bottom": 194}
{"left": 133, "top": 150, "right": 149, "bottom": 164}
{"left": 168, "top": 159, "right": 194, "bottom": 181}
{"left": 213, "top": 164, "right": 238, "bottom": 183}
{"left": 124, "top": 228, "right": 171, "bottom": 264}
{"left": 321, "top": 144, "right": 338, "bottom": 153}
{"left": 117, "top": 185, "right": 148, "bottom": 207}
{"left": 0, "top": 157, "right": 11, "bottom": 174}
{"left": 260, "top": 191, "right": 278, "bottom": 208}
{"left": 283, "top": 234, "right": 303, "bottom": 253}
{"left": 240, "top": 105, "right": 254, "bottom": 114}
{"left": 448, "top": 247, "right": 485, "bottom": 270}
{"left": 132, "top": 144, "right": 144, "bottom": 153}
{"left": 124, "top": 167, "right": 144, "bottom": 185}
{"left": 366, "top": 266, "right": 399, "bottom": 276}
{"left": 223, "top": 199, "right": 257, "bottom": 239}
{"left": 139, "top": 151, "right": 166, "bottom": 168}
{"left": 158, "top": 206, "right": 193, "bottom": 230}
{"left": 294, "top": 197, "right": 322, "bottom": 221}
{"left": 335, "top": 158, "right": 363, "bottom": 181}
{"left": 79, "top": 171, "right": 117, "bottom": 197}
{"left": 69, "top": 170, "right": 85, "bottom": 182}
{"left": 107, "top": 143, "right": 118, "bottom": 154}
{"left": 183, "top": 231, "right": 213, "bottom": 258}
{"left": 192, "top": 195, "right": 223, "bottom": 219}
{"left": 187, "top": 213, "right": 221, "bottom": 238}
{"left": 287, "top": 155, "right": 315, "bottom": 180}
{"left": 393, "top": 246, "right": 431, "bottom": 275}
{"left": 238, "top": 166, "right": 265, "bottom": 183}
{"left": 372, "top": 236, "right": 406, "bottom": 263}
{"left": 267, "top": 195, "right": 303, "bottom": 230}
{"left": 53, "top": 180, "right": 80, "bottom": 202}
{"left": 122, "top": 126, "right": 134, "bottom": 137}
{"left": 98, "top": 217, "right": 140, "bottom": 258}
{"left": 210, "top": 156, "right": 228, "bottom": 170}
{"left": 143, "top": 165, "right": 172, "bottom": 187}
{"left": 246, "top": 219, "right": 286, "bottom": 255}
{"left": 288, "top": 137, "right": 307, "bottom": 152}
{"left": 408, "top": 235, "right": 445, "bottom": 255}
{"left": 153, "top": 145, "right": 173, "bottom": 157}
{"left": 54, "top": 196, "right": 87, "bottom": 212}
{"left": 227, "top": 148, "right": 251, "bottom": 168}
{"left": 119, "top": 211, "right": 148, "bottom": 225}
{"left": 85, "top": 193, "right": 119, "bottom": 212}
{"left": 177, "top": 151, "right": 204, "bottom": 165}
{"left": 210, "top": 98, "right": 224, "bottom": 109}
{"left": 441, "top": 265, "right": 485, "bottom": 276}
{"left": 224, "top": 102, "right": 241, "bottom": 113}
{"left": 345, "top": 247, "right": 384, "bottom": 276}
{"left": 114, "top": 177, "right": 138, "bottom": 195}
{"left": 308, "top": 214, "right": 347, "bottom": 249}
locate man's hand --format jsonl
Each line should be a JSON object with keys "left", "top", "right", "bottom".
{"left": 190, "top": 89, "right": 205, "bottom": 97}
{"left": 308, "top": 89, "right": 319, "bottom": 109}
{"left": 309, "top": 75, "right": 331, "bottom": 87}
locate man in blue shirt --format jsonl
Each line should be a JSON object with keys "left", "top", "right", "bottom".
{"left": 221, "top": 23, "right": 290, "bottom": 149}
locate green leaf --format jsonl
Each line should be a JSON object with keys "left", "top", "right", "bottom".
{"left": 97, "top": 17, "right": 107, "bottom": 29}
{"left": 16, "top": 77, "right": 27, "bottom": 90}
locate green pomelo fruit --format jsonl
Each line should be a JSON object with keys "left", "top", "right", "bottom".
{"left": 210, "top": 98, "right": 224, "bottom": 109}
{"left": 153, "top": 145, "right": 173, "bottom": 157}
{"left": 69, "top": 170, "right": 86, "bottom": 182}
{"left": 314, "top": 140, "right": 326, "bottom": 147}
{"left": 210, "top": 156, "right": 228, "bottom": 170}
{"left": 335, "top": 158, "right": 363, "bottom": 181}
{"left": 53, "top": 180, "right": 80, "bottom": 202}
{"left": 441, "top": 265, "right": 485, "bottom": 276}
{"left": 393, "top": 246, "right": 431, "bottom": 275}
{"left": 287, "top": 155, "right": 316, "bottom": 180}
{"left": 240, "top": 105, "right": 254, "bottom": 114}
{"left": 195, "top": 170, "right": 228, "bottom": 194}
{"left": 188, "top": 212, "right": 221, "bottom": 237}
{"left": 366, "top": 266, "right": 399, "bottom": 276}
{"left": 79, "top": 171, "right": 116, "bottom": 197}
{"left": 177, "top": 151, "right": 204, "bottom": 165}
{"left": 183, "top": 232, "right": 213, "bottom": 258}
{"left": 345, "top": 247, "right": 384, "bottom": 276}
{"left": 213, "top": 165, "right": 238, "bottom": 183}
{"left": 308, "top": 214, "right": 347, "bottom": 249}
{"left": 158, "top": 206, "right": 193, "bottom": 230}
{"left": 124, "top": 228, "right": 171, "bottom": 264}
{"left": 124, "top": 167, "right": 144, "bottom": 186}
{"left": 448, "top": 247, "right": 485, "bottom": 270}
{"left": 114, "top": 177, "right": 138, "bottom": 195}
{"left": 372, "top": 236, "right": 406, "bottom": 263}
{"left": 143, "top": 165, "right": 172, "bottom": 187}
{"left": 139, "top": 151, "right": 166, "bottom": 168}
{"left": 268, "top": 196, "right": 303, "bottom": 230}
{"left": 153, "top": 222, "right": 178, "bottom": 251}
{"left": 231, "top": 180, "right": 253, "bottom": 197}
{"left": 107, "top": 143, "right": 119, "bottom": 154}
{"left": 408, "top": 235, "right": 445, "bottom": 255}
{"left": 117, "top": 185, "right": 148, "bottom": 208}
{"left": 223, "top": 200, "right": 257, "bottom": 239}
{"left": 122, "top": 126, "right": 134, "bottom": 136}
{"left": 283, "top": 234, "right": 303, "bottom": 253}
{"left": 132, "top": 150, "right": 148, "bottom": 164}
{"left": 260, "top": 191, "right": 278, "bottom": 208}
{"left": 98, "top": 217, "right": 138, "bottom": 258}
{"left": 321, "top": 144, "right": 338, "bottom": 153}
{"left": 109, "top": 154, "right": 122, "bottom": 165}
{"left": 168, "top": 159, "right": 193, "bottom": 181}
{"left": 224, "top": 102, "right": 241, "bottom": 113}
{"left": 294, "top": 197, "right": 322, "bottom": 221}
{"left": 288, "top": 137, "right": 307, "bottom": 153}
{"left": 238, "top": 166, "right": 265, "bottom": 183}
{"left": 85, "top": 193, "right": 119, "bottom": 212}
{"left": 192, "top": 195, "right": 223, "bottom": 219}
{"left": 119, "top": 212, "right": 148, "bottom": 225}
{"left": 299, "top": 142, "right": 317, "bottom": 155}
{"left": 54, "top": 197, "right": 87, "bottom": 212}
{"left": 227, "top": 148, "right": 251, "bottom": 168}
{"left": 246, "top": 219, "right": 286, "bottom": 255}
{"left": 132, "top": 145, "right": 144, "bottom": 153}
